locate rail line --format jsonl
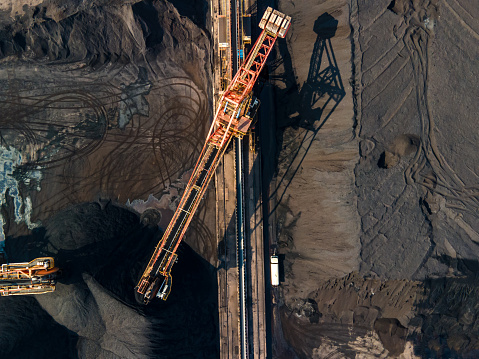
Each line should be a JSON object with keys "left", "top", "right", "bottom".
{"left": 231, "top": 1, "right": 248, "bottom": 358}
{"left": 135, "top": 7, "right": 291, "bottom": 307}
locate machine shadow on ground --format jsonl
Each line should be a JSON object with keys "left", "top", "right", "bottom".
{"left": 224, "top": 13, "right": 347, "bottom": 357}
{"left": 245, "top": 12, "right": 345, "bottom": 291}
{"left": 260, "top": 12, "right": 346, "bottom": 213}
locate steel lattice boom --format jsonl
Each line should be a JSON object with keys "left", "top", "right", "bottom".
{"left": 136, "top": 7, "right": 291, "bottom": 304}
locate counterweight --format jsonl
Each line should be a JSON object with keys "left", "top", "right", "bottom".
{"left": 135, "top": 7, "right": 291, "bottom": 304}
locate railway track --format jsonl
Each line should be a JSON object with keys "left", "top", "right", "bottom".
{"left": 213, "top": 3, "right": 291, "bottom": 358}
{"left": 229, "top": 0, "right": 249, "bottom": 358}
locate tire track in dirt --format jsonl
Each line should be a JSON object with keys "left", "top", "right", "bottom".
{"left": 95, "top": 79, "right": 207, "bottom": 199}
{"left": 0, "top": 71, "right": 209, "bottom": 230}
{"left": 55, "top": 78, "right": 206, "bottom": 211}
{"left": 362, "top": 57, "right": 411, "bottom": 109}
{"left": 356, "top": 0, "right": 479, "bottom": 279}
{"left": 403, "top": 18, "right": 477, "bottom": 218}
{"left": 443, "top": 0, "right": 479, "bottom": 41}
{"left": 0, "top": 88, "right": 111, "bottom": 169}
{"left": 355, "top": 1, "right": 437, "bottom": 278}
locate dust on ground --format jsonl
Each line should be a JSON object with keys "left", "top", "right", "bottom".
{"left": 271, "top": 0, "right": 479, "bottom": 357}
{"left": 0, "top": 0, "right": 219, "bottom": 358}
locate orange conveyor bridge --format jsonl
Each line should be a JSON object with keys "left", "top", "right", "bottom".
{"left": 136, "top": 8, "right": 291, "bottom": 304}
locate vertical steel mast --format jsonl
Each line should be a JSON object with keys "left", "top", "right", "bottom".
{"left": 136, "top": 7, "right": 291, "bottom": 304}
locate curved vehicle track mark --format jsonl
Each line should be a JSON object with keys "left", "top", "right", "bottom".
{"left": 1, "top": 74, "right": 210, "bottom": 225}
{"left": 0, "top": 89, "right": 111, "bottom": 169}
{"left": 379, "top": 83, "right": 414, "bottom": 130}
{"left": 360, "top": 7, "right": 390, "bottom": 33}
{"left": 398, "top": 16, "right": 479, "bottom": 234}
{"left": 357, "top": 1, "right": 479, "bottom": 274}
{"left": 362, "top": 57, "right": 411, "bottom": 109}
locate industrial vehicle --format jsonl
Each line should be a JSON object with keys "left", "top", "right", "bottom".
{"left": 136, "top": 7, "right": 291, "bottom": 304}
{"left": 271, "top": 255, "right": 279, "bottom": 286}
{"left": 0, "top": 257, "right": 59, "bottom": 296}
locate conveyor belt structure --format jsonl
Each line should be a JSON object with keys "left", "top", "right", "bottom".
{"left": 136, "top": 7, "right": 291, "bottom": 304}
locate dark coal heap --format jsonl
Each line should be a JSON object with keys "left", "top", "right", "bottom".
{"left": 1, "top": 202, "right": 219, "bottom": 358}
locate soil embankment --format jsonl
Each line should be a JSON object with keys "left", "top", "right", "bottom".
{"left": 271, "top": 0, "right": 479, "bottom": 357}
{"left": 269, "top": 0, "right": 360, "bottom": 304}
{"left": 0, "top": 1, "right": 219, "bottom": 357}
{"left": 3, "top": 202, "right": 219, "bottom": 358}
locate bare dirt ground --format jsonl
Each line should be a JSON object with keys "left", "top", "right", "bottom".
{"left": 271, "top": 0, "right": 479, "bottom": 357}
{"left": 0, "top": 0, "right": 215, "bottom": 256}
{"left": 0, "top": 1, "right": 218, "bottom": 358}
{"left": 270, "top": 0, "right": 360, "bottom": 304}
{"left": 0, "top": 0, "right": 478, "bottom": 357}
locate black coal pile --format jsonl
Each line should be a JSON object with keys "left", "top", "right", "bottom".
{"left": 2, "top": 202, "right": 218, "bottom": 358}
{"left": 0, "top": 0, "right": 219, "bottom": 357}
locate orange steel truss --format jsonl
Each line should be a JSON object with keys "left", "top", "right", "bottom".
{"left": 136, "top": 7, "right": 291, "bottom": 304}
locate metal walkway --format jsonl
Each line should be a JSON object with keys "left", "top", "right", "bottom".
{"left": 136, "top": 7, "right": 291, "bottom": 305}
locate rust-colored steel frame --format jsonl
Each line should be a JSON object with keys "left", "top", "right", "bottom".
{"left": 161, "top": 134, "right": 232, "bottom": 273}
{"left": 0, "top": 257, "right": 57, "bottom": 280}
{"left": 223, "top": 34, "right": 276, "bottom": 109}
{"left": 138, "top": 127, "right": 233, "bottom": 276}
{"left": 0, "top": 283, "right": 56, "bottom": 296}
{"left": 137, "top": 19, "right": 284, "bottom": 302}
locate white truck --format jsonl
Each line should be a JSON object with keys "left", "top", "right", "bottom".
{"left": 271, "top": 255, "right": 279, "bottom": 286}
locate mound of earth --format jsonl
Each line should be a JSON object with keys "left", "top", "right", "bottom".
{"left": 3, "top": 201, "right": 219, "bottom": 358}
{"left": 0, "top": 0, "right": 219, "bottom": 357}
{"left": 270, "top": 0, "right": 479, "bottom": 357}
